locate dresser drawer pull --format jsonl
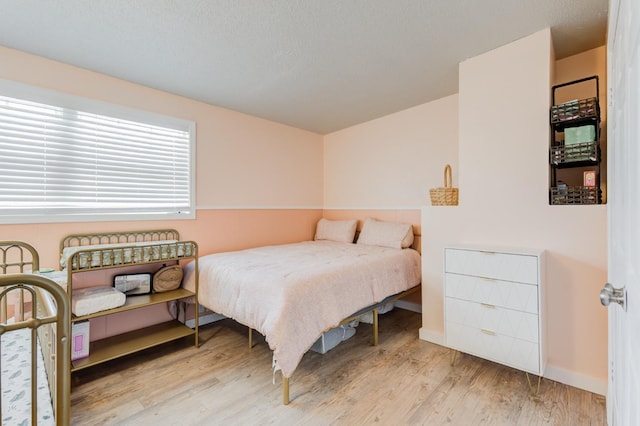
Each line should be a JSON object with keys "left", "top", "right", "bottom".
{"left": 481, "top": 251, "right": 496, "bottom": 255}
{"left": 480, "top": 303, "right": 496, "bottom": 309}
{"left": 480, "top": 328, "right": 496, "bottom": 336}
{"left": 481, "top": 277, "right": 496, "bottom": 282}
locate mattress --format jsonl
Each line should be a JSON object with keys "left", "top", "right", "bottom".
{"left": 1, "top": 328, "right": 55, "bottom": 426}
{"left": 183, "top": 240, "right": 421, "bottom": 378}
{"left": 72, "top": 286, "right": 126, "bottom": 316}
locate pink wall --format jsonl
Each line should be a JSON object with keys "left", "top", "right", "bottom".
{"left": 0, "top": 45, "right": 325, "bottom": 339}
{"left": 322, "top": 95, "right": 459, "bottom": 309}
{"left": 0, "top": 209, "right": 323, "bottom": 340}
{"left": 323, "top": 94, "right": 459, "bottom": 209}
{"left": 0, "top": 45, "right": 326, "bottom": 263}
{"left": 0, "top": 190, "right": 322, "bottom": 339}
{"left": 0, "top": 45, "right": 325, "bottom": 209}
{"left": 421, "top": 29, "right": 607, "bottom": 394}
{"left": 327, "top": 42, "right": 609, "bottom": 393}
{"left": 1, "top": 34, "right": 608, "bottom": 393}
{"left": 0, "top": 210, "right": 323, "bottom": 269}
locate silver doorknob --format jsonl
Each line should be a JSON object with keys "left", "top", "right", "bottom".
{"left": 600, "top": 283, "right": 626, "bottom": 310}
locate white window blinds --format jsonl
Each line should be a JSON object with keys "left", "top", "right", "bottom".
{"left": 0, "top": 86, "right": 195, "bottom": 224}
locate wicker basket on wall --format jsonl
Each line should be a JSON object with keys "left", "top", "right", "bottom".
{"left": 429, "top": 164, "right": 459, "bottom": 206}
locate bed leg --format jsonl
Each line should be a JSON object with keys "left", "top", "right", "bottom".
{"left": 283, "top": 376, "right": 290, "bottom": 405}
{"left": 248, "top": 327, "right": 253, "bottom": 349}
{"left": 373, "top": 308, "right": 379, "bottom": 346}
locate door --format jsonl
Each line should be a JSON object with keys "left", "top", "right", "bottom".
{"left": 606, "top": 0, "right": 640, "bottom": 424}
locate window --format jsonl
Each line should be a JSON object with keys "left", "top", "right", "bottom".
{"left": 0, "top": 80, "right": 195, "bottom": 224}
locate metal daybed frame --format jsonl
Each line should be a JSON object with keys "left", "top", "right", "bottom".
{"left": 0, "top": 241, "right": 71, "bottom": 425}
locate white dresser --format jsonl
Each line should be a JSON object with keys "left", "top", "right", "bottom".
{"left": 444, "top": 246, "right": 546, "bottom": 376}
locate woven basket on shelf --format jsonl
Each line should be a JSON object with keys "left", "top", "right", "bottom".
{"left": 429, "top": 164, "right": 459, "bottom": 206}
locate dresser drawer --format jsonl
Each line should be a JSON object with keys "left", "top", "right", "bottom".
{"left": 446, "top": 322, "right": 540, "bottom": 374}
{"left": 445, "top": 297, "right": 539, "bottom": 343}
{"left": 445, "top": 248, "right": 539, "bottom": 284}
{"left": 445, "top": 273, "right": 538, "bottom": 314}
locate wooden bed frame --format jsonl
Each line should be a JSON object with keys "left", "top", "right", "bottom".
{"left": 0, "top": 241, "right": 71, "bottom": 425}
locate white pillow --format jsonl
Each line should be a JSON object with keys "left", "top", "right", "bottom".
{"left": 357, "top": 218, "right": 414, "bottom": 249}
{"left": 314, "top": 218, "right": 358, "bottom": 243}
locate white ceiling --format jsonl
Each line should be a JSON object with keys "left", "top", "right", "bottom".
{"left": 0, "top": 0, "right": 608, "bottom": 134}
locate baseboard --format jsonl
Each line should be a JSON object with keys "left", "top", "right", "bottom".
{"left": 543, "top": 365, "right": 607, "bottom": 396}
{"left": 418, "top": 328, "right": 445, "bottom": 346}
{"left": 395, "top": 300, "right": 422, "bottom": 313}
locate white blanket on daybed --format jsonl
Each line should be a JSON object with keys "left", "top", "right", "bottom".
{"left": 182, "top": 240, "right": 421, "bottom": 378}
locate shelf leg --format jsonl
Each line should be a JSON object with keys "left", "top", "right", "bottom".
{"left": 372, "top": 308, "right": 379, "bottom": 346}
{"left": 192, "top": 300, "right": 200, "bottom": 348}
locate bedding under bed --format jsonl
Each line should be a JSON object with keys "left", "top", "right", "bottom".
{"left": 182, "top": 240, "right": 421, "bottom": 379}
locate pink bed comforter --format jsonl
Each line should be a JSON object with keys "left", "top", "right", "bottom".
{"left": 182, "top": 240, "right": 421, "bottom": 377}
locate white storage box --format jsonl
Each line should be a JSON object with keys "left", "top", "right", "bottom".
{"left": 71, "top": 321, "right": 90, "bottom": 361}
{"left": 310, "top": 324, "right": 356, "bottom": 354}
{"left": 358, "top": 302, "right": 395, "bottom": 324}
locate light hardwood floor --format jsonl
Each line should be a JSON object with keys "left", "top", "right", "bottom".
{"left": 70, "top": 309, "right": 605, "bottom": 425}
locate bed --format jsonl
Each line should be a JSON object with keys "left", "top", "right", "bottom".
{"left": 0, "top": 241, "right": 71, "bottom": 425}
{"left": 182, "top": 218, "right": 422, "bottom": 404}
